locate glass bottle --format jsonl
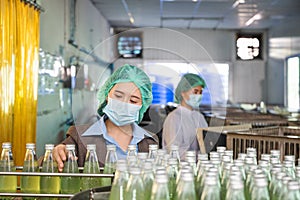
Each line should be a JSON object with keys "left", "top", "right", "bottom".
{"left": 175, "top": 171, "right": 196, "bottom": 200}
{"left": 40, "top": 144, "right": 60, "bottom": 198}
{"left": 169, "top": 145, "right": 180, "bottom": 164}
{"left": 167, "top": 158, "right": 179, "bottom": 200}
{"left": 125, "top": 167, "right": 145, "bottom": 200}
{"left": 270, "top": 150, "right": 281, "bottom": 162}
{"left": 102, "top": 145, "right": 118, "bottom": 186}
{"left": 200, "top": 176, "right": 220, "bottom": 200}
{"left": 137, "top": 152, "right": 148, "bottom": 168}
{"left": 21, "top": 143, "right": 40, "bottom": 197}
{"left": 270, "top": 171, "right": 285, "bottom": 200}
{"left": 283, "top": 180, "right": 300, "bottom": 200}
{"left": 81, "top": 144, "right": 101, "bottom": 190}
{"left": 0, "top": 142, "right": 17, "bottom": 193}
{"left": 109, "top": 160, "right": 129, "bottom": 200}
{"left": 251, "top": 177, "right": 270, "bottom": 200}
{"left": 60, "top": 144, "right": 80, "bottom": 194}
{"left": 148, "top": 144, "right": 158, "bottom": 160}
{"left": 127, "top": 144, "right": 137, "bottom": 158}
{"left": 155, "top": 149, "right": 167, "bottom": 167}
{"left": 143, "top": 162, "right": 155, "bottom": 200}
{"left": 150, "top": 174, "right": 170, "bottom": 200}
{"left": 225, "top": 180, "right": 245, "bottom": 200}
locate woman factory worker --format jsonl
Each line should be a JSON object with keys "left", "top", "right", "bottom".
{"left": 53, "top": 64, "right": 158, "bottom": 172}
{"left": 162, "top": 73, "right": 208, "bottom": 160}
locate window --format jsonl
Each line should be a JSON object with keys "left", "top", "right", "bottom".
{"left": 236, "top": 33, "right": 263, "bottom": 60}
{"left": 286, "top": 55, "right": 300, "bottom": 110}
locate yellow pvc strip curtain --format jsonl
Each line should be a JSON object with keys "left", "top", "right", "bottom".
{"left": 0, "top": 0, "right": 40, "bottom": 166}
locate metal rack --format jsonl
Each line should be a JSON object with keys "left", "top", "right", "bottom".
{"left": 0, "top": 167, "right": 114, "bottom": 199}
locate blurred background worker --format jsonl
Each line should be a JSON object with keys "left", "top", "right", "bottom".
{"left": 162, "top": 73, "right": 208, "bottom": 159}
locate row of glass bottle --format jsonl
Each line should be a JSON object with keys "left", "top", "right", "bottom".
{"left": 108, "top": 146, "right": 300, "bottom": 200}
{"left": 0, "top": 142, "right": 116, "bottom": 197}
{"left": 2, "top": 141, "right": 300, "bottom": 200}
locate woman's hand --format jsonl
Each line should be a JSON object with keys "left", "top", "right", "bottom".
{"left": 53, "top": 144, "right": 67, "bottom": 172}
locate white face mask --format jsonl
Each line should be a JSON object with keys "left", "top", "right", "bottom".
{"left": 103, "top": 97, "right": 142, "bottom": 126}
{"left": 186, "top": 94, "right": 202, "bottom": 109}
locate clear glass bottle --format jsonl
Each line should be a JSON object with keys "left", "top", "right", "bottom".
{"left": 225, "top": 180, "right": 245, "bottom": 200}
{"left": 270, "top": 150, "right": 281, "bottom": 162}
{"left": 127, "top": 144, "right": 137, "bottom": 158}
{"left": 175, "top": 171, "right": 196, "bottom": 200}
{"left": 81, "top": 144, "right": 101, "bottom": 190}
{"left": 125, "top": 167, "right": 145, "bottom": 200}
{"left": 109, "top": 160, "right": 129, "bottom": 200}
{"left": 21, "top": 143, "right": 40, "bottom": 197}
{"left": 169, "top": 145, "right": 180, "bottom": 164}
{"left": 200, "top": 175, "right": 220, "bottom": 200}
{"left": 251, "top": 177, "right": 270, "bottom": 200}
{"left": 283, "top": 180, "right": 300, "bottom": 200}
{"left": 148, "top": 144, "right": 158, "bottom": 160}
{"left": 102, "top": 144, "right": 118, "bottom": 186}
{"left": 60, "top": 144, "right": 80, "bottom": 194}
{"left": 167, "top": 158, "right": 179, "bottom": 200}
{"left": 155, "top": 149, "right": 167, "bottom": 167}
{"left": 40, "top": 144, "right": 60, "bottom": 196}
{"left": 143, "top": 162, "right": 155, "bottom": 200}
{"left": 0, "top": 142, "right": 17, "bottom": 193}
{"left": 150, "top": 174, "right": 170, "bottom": 200}
{"left": 270, "top": 171, "right": 285, "bottom": 200}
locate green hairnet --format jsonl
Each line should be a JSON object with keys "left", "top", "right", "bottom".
{"left": 175, "top": 73, "right": 206, "bottom": 103}
{"left": 97, "top": 64, "right": 153, "bottom": 123}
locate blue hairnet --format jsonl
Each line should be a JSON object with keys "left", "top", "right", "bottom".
{"left": 175, "top": 73, "right": 206, "bottom": 103}
{"left": 97, "top": 64, "right": 153, "bottom": 123}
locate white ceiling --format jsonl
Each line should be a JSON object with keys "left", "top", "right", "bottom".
{"left": 91, "top": 0, "right": 300, "bottom": 30}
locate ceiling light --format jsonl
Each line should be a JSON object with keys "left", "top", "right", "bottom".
{"left": 245, "top": 12, "right": 263, "bottom": 26}
{"left": 121, "top": 0, "right": 135, "bottom": 24}
{"left": 232, "top": 0, "right": 245, "bottom": 9}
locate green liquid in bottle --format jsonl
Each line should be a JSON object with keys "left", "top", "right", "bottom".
{"left": 0, "top": 160, "right": 17, "bottom": 193}
{"left": 21, "top": 160, "right": 40, "bottom": 194}
{"left": 40, "top": 176, "right": 60, "bottom": 194}
{"left": 60, "top": 176, "right": 80, "bottom": 194}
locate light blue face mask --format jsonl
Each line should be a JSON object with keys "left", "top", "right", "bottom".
{"left": 103, "top": 97, "right": 142, "bottom": 126}
{"left": 186, "top": 94, "right": 202, "bottom": 109}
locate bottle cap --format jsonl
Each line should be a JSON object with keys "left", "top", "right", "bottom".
{"left": 217, "top": 146, "right": 226, "bottom": 152}
{"left": 149, "top": 144, "right": 158, "bottom": 150}
{"left": 155, "top": 174, "right": 168, "bottom": 183}
{"left": 170, "top": 144, "right": 179, "bottom": 151}
{"left": 288, "top": 180, "right": 300, "bottom": 190}
{"left": 127, "top": 144, "right": 136, "bottom": 151}
{"left": 87, "top": 144, "right": 96, "bottom": 150}
{"left": 2, "top": 142, "right": 12, "bottom": 149}
{"left": 26, "top": 143, "right": 35, "bottom": 149}
{"left": 107, "top": 144, "right": 116, "bottom": 151}
{"left": 137, "top": 152, "right": 148, "bottom": 160}
{"left": 45, "top": 144, "right": 54, "bottom": 150}
{"left": 65, "top": 144, "right": 75, "bottom": 151}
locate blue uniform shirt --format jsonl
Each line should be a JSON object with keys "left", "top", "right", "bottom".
{"left": 82, "top": 115, "right": 152, "bottom": 160}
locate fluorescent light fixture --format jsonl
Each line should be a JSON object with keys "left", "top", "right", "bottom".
{"left": 232, "top": 0, "right": 245, "bottom": 9}
{"left": 122, "top": 0, "right": 135, "bottom": 24}
{"left": 128, "top": 12, "right": 135, "bottom": 24}
{"left": 245, "top": 12, "right": 263, "bottom": 26}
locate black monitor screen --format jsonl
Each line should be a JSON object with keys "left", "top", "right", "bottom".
{"left": 117, "top": 35, "right": 142, "bottom": 58}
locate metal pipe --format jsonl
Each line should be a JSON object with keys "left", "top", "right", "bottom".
{"left": 0, "top": 193, "right": 73, "bottom": 198}
{"left": 0, "top": 171, "right": 114, "bottom": 177}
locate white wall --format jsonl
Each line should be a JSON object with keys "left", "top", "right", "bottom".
{"left": 37, "top": 0, "right": 111, "bottom": 156}
{"left": 116, "top": 28, "right": 266, "bottom": 104}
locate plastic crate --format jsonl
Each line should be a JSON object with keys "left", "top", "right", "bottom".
{"left": 226, "top": 126, "right": 300, "bottom": 162}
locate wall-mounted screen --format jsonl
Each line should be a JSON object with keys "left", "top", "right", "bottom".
{"left": 117, "top": 34, "right": 142, "bottom": 58}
